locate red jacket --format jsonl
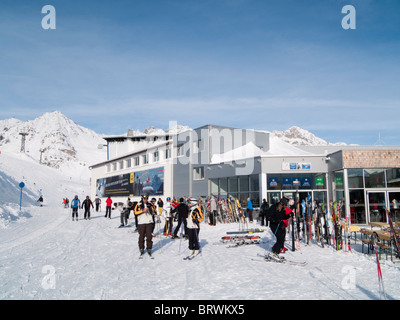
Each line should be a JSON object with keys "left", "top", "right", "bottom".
{"left": 106, "top": 198, "right": 112, "bottom": 207}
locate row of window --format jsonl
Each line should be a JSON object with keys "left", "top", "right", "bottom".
{"left": 334, "top": 168, "right": 400, "bottom": 189}
{"left": 106, "top": 148, "right": 172, "bottom": 172}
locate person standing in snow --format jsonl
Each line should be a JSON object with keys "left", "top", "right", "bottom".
{"left": 71, "top": 195, "right": 81, "bottom": 221}
{"left": 115, "top": 202, "right": 128, "bottom": 227}
{"left": 94, "top": 197, "right": 101, "bottom": 212}
{"left": 186, "top": 198, "right": 204, "bottom": 257}
{"left": 260, "top": 199, "right": 269, "bottom": 226}
{"left": 269, "top": 198, "right": 293, "bottom": 257}
{"left": 172, "top": 198, "right": 189, "bottom": 239}
{"left": 162, "top": 197, "right": 173, "bottom": 236}
{"left": 37, "top": 195, "right": 44, "bottom": 207}
{"left": 134, "top": 195, "right": 155, "bottom": 257}
{"left": 209, "top": 196, "right": 217, "bottom": 226}
{"left": 247, "top": 198, "right": 254, "bottom": 223}
{"left": 81, "top": 196, "right": 94, "bottom": 220}
{"left": 105, "top": 196, "right": 112, "bottom": 219}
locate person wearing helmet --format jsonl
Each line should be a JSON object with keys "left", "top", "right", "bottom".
{"left": 162, "top": 197, "right": 173, "bottom": 236}
{"left": 269, "top": 198, "right": 293, "bottom": 257}
{"left": 81, "top": 196, "right": 94, "bottom": 220}
{"left": 171, "top": 198, "right": 189, "bottom": 239}
{"left": 186, "top": 198, "right": 204, "bottom": 258}
{"left": 71, "top": 195, "right": 81, "bottom": 221}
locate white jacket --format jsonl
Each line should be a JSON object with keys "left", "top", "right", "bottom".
{"left": 162, "top": 201, "right": 173, "bottom": 219}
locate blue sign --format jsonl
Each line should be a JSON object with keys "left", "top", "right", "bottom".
{"left": 268, "top": 178, "right": 278, "bottom": 187}
{"left": 19, "top": 182, "right": 25, "bottom": 211}
{"left": 302, "top": 177, "right": 311, "bottom": 187}
{"left": 282, "top": 177, "right": 292, "bottom": 187}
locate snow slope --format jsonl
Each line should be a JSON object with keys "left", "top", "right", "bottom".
{"left": 0, "top": 149, "right": 399, "bottom": 300}
{"left": 1, "top": 205, "right": 400, "bottom": 300}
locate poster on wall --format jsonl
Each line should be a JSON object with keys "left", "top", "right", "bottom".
{"left": 96, "top": 173, "right": 133, "bottom": 197}
{"left": 96, "top": 167, "right": 164, "bottom": 198}
{"left": 133, "top": 167, "right": 164, "bottom": 196}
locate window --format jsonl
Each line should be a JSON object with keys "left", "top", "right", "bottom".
{"left": 364, "top": 169, "right": 386, "bottom": 188}
{"left": 165, "top": 148, "right": 171, "bottom": 159}
{"left": 177, "top": 145, "right": 184, "bottom": 157}
{"left": 112, "top": 163, "right": 117, "bottom": 171}
{"left": 193, "top": 167, "right": 205, "bottom": 180}
{"left": 153, "top": 151, "right": 159, "bottom": 162}
{"left": 134, "top": 156, "right": 140, "bottom": 166}
{"left": 126, "top": 159, "right": 132, "bottom": 168}
{"left": 348, "top": 169, "right": 363, "bottom": 189}
{"left": 143, "top": 154, "right": 149, "bottom": 164}
{"left": 119, "top": 160, "right": 124, "bottom": 170}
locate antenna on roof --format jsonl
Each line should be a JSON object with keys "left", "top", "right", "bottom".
{"left": 375, "top": 132, "right": 385, "bottom": 145}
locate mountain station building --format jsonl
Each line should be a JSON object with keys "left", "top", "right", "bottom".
{"left": 89, "top": 125, "right": 400, "bottom": 225}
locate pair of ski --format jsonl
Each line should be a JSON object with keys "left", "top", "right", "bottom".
{"left": 227, "top": 239, "right": 261, "bottom": 248}
{"left": 183, "top": 253, "right": 199, "bottom": 260}
{"left": 226, "top": 228, "right": 265, "bottom": 235}
{"left": 254, "top": 253, "right": 307, "bottom": 266}
{"left": 139, "top": 251, "right": 154, "bottom": 260}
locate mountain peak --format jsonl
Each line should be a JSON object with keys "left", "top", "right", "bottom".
{"left": 271, "top": 126, "right": 346, "bottom": 146}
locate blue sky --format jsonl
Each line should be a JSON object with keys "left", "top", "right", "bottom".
{"left": 0, "top": 0, "right": 399, "bottom": 145}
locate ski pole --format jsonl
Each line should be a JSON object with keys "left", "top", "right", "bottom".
{"left": 376, "top": 250, "right": 387, "bottom": 300}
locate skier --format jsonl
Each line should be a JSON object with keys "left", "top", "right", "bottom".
{"left": 186, "top": 198, "right": 204, "bottom": 258}
{"left": 37, "top": 195, "right": 44, "bottom": 207}
{"left": 71, "top": 195, "right": 81, "bottom": 221}
{"left": 105, "top": 196, "right": 112, "bottom": 218}
{"left": 81, "top": 196, "right": 94, "bottom": 220}
{"left": 260, "top": 199, "right": 269, "bottom": 226}
{"left": 94, "top": 197, "right": 101, "bottom": 212}
{"left": 162, "top": 197, "right": 173, "bottom": 236}
{"left": 209, "top": 196, "right": 217, "bottom": 226}
{"left": 171, "top": 198, "right": 189, "bottom": 239}
{"left": 268, "top": 198, "right": 293, "bottom": 257}
{"left": 134, "top": 195, "right": 155, "bottom": 257}
{"left": 115, "top": 202, "right": 128, "bottom": 227}
{"left": 247, "top": 198, "right": 254, "bottom": 223}
{"left": 157, "top": 198, "right": 164, "bottom": 216}
{"left": 150, "top": 197, "right": 159, "bottom": 236}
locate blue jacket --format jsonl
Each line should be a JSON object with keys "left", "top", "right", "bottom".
{"left": 247, "top": 200, "right": 253, "bottom": 210}
{"left": 71, "top": 198, "right": 81, "bottom": 209}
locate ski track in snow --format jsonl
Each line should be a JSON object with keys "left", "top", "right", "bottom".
{"left": 1, "top": 205, "right": 400, "bottom": 300}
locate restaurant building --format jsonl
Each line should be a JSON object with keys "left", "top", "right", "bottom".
{"left": 89, "top": 125, "right": 400, "bottom": 225}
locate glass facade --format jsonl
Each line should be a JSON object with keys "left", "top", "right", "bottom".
{"left": 334, "top": 168, "right": 400, "bottom": 224}
{"left": 210, "top": 174, "right": 260, "bottom": 207}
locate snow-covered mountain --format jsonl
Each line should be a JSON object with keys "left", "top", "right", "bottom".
{"left": 0, "top": 111, "right": 107, "bottom": 172}
{"left": 270, "top": 126, "right": 347, "bottom": 146}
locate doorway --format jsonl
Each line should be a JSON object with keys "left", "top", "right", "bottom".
{"left": 366, "top": 190, "right": 400, "bottom": 223}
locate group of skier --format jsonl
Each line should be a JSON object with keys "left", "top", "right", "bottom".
{"left": 65, "top": 192, "right": 299, "bottom": 261}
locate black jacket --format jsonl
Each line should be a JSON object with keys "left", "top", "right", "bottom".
{"left": 269, "top": 205, "right": 292, "bottom": 231}
{"left": 172, "top": 203, "right": 189, "bottom": 221}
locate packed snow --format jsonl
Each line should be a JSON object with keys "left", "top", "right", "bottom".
{"left": 1, "top": 112, "right": 399, "bottom": 300}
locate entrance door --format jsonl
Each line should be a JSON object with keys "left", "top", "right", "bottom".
{"left": 366, "top": 190, "right": 400, "bottom": 223}
{"left": 366, "top": 191, "right": 387, "bottom": 223}
{"left": 388, "top": 191, "right": 400, "bottom": 222}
